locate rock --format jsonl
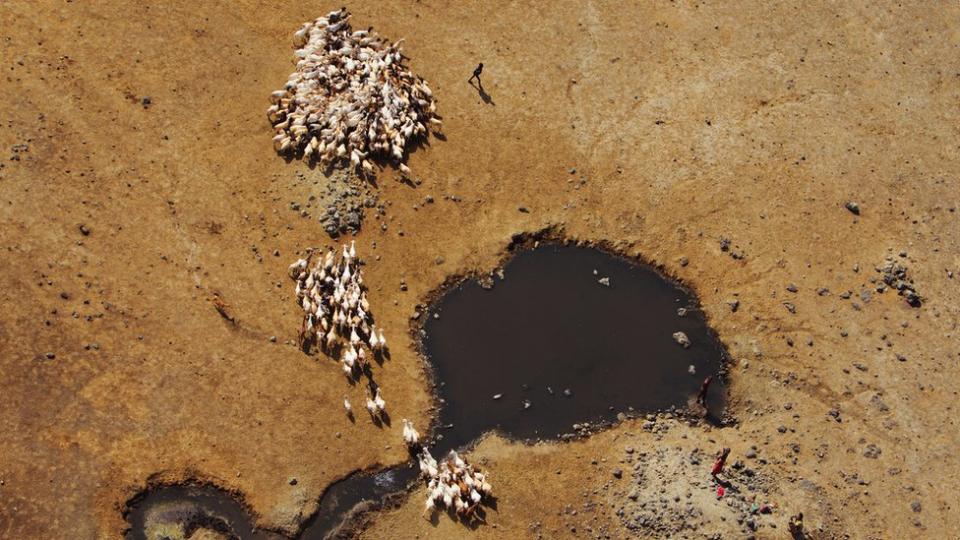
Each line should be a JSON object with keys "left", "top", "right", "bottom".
{"left": 911, "top": 500, "right": 922, "bottom": 513}
{"left": 783, "top": 302, "right": 796, "bottom": 314}
{"left": 598, "top": 277, "right": 610, "bottom": 287}
{"left": 435, "top": 256, "right": 445, "bottom": 265}
{"left": 492, "top": 394, "right": 502, "bottom": 400}
{"left": 678, "top": 257, "right": 689, "bottom": 267}
{"left": 863, "top": 444, "right": 882, "bottom": 459}
{"left": 78, "top": 224, "right": 91, "bottom": 236}
{"left": 677, "top": 307, "right": 688, "bottom": 317}
{"left": 786, "top": 283, "right": 798, "bottom": 293}
{"left": 719, "top": 238, "right": 731, "bottom": 252}
{"left": 672, "top": 332, "right": 691, "bottom": 348}
{"left": 612, "top": 469, "right": 623, "bottom": 479}
{"left": 141, "top": 96, "right": 152, "bottom": 108}
{"left": 288, "top": 477, "right": 298, "bottom": 485}
{"left": 269, "top": 336, "right": 277, "bottom": 342}
{"left": 844, "top": 201, "right": 861, "bottom": 215}
{"left": 344, "top": 210, "right": 362, "bottom": 231}
{"left": 728, "top": 299, "right": 740, "bottom": 312}
{"left": 563, "top": 388, "right": 573, "bottom": 397}
{"left": 44, "top": 352, "right": 55, "bottom": 360}
{"left": 745, "top": 448, "right": 757, "bottom": 458}
{"left": 518, "top": 206, "right": 530, "bottom": 213}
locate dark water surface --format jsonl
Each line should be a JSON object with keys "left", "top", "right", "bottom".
{"left": 424, "top": 244, "right": 726, "bottom": 450}
{"left": 125, "top": 244, "right": 727, "bottom": 539}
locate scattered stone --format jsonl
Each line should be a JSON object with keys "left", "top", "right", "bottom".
{"left": 844, "top": 201, "right": 861, "bottom": 215}
{"left": 44, "top": 352, "right": 55, "bottom": 360}
{"left": 728, "top": 299, "right": 739, "bottom": 312}
{"left": 863, "top": 444, "right": 881, "bottom": 459}
{"left": 672, "top": 332, "right": 691, "bottom": 348}
{"left": 288, "top": 477, "right": 298, "bottom": 486}
{"left": 676, "top": 307, "right": 688, "bottom": 317}
{"left": 78, "top": 224, "right": 91, "bottom": 236}
{"left": 911, "top": 501, "right": 922, "bottom": 513}
{"left": 492, "top": 394, "right": 502, "bottom": 400}
{"left": 678, "top": 257, "right": 689, "bottom": 267}
{"left": 786, "top": 283, "right": 798, "bottom": 293}
{"left": 518, "top": 206, "right": 530, "bottom": 213}
{"left": 598, "top": 277, "right": 610, "bottom": 287}
{"left": 612, "top": 469, "right": 623, "bottom": 479}
{"left": 782, "top": 302, "right": 796, "bottom": 314}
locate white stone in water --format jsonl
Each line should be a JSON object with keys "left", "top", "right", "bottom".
{"left": 688, "top": 365, "right": 696, "bottom": 375}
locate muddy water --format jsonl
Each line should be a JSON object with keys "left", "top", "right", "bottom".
{"left": 125, "top": 244, "right": 727, "bottom": 539}
{"left": 124, "top": 484, "right": 281, "bottom": 540}
{"left": 423, "top": 243, "right": 726, "bottom": 451}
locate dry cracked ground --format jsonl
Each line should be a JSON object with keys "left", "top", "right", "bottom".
{"left": 2, "top": 1, "right": 959, "bottom": 539}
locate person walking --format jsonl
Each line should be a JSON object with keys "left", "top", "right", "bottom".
{"left": 468, "top": 63, "right": 484, "bottom": 86}
{"left": 711, "top": 447, "right": 731, "bottom": 477}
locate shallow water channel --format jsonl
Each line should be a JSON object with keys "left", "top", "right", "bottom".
{"left": 125, "top": 243, "right": 728, "bottom": 539}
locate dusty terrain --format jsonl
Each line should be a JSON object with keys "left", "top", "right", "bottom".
{"left": 2, "top": 1, "right": 959, "bottom": 538}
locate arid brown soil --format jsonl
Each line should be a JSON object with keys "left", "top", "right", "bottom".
{"left": 1, "top": 2, "right": 959, "bottom": 539}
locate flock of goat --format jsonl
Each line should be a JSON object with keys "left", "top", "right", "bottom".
{"left": 278, "top": 10, "right": 491, "bottom": 525}
{"left": 288, "top": 241, "right": 389, "bottom": 422}
{"left": 288, "top": 242, "right": 492, "bottom": 519}
{"left": 417, "top": 447, "right": 494, "bottom": 521}
{"left": 268, "top": 8, "right": 441, "bottom": 173}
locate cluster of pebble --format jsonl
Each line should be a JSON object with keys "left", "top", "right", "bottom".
{"left": 289, "top": 242, "right": 389, "bottom": 416}
{"left": 877, "top": 257, "right": 921, "bottom": 307}
{"left": 268, "top": 8, "right": 441, "bottom": 172}
{"left": 417, "top": 448, "right": 493, "bottom": 520}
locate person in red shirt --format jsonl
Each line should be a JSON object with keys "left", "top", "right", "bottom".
{"left": 711, "top": 447, "right": 731, "bottom": 477}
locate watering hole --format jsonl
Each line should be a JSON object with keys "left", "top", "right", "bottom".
{"left": 125, "top": 243, "right": 728, "bottom": 539}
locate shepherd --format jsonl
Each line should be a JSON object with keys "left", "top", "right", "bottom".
{"left": 711, "top": 447, "right": 731, "bottom": 477}
{"left": 468, "top": 63, "right": 484, "bottom": 86}
{"left": 696, "top": 375, "right": 713, "bottom": 407}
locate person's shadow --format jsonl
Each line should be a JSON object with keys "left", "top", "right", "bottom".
{"left": 469, "top": 80, "right": 495, "bottom": 106}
